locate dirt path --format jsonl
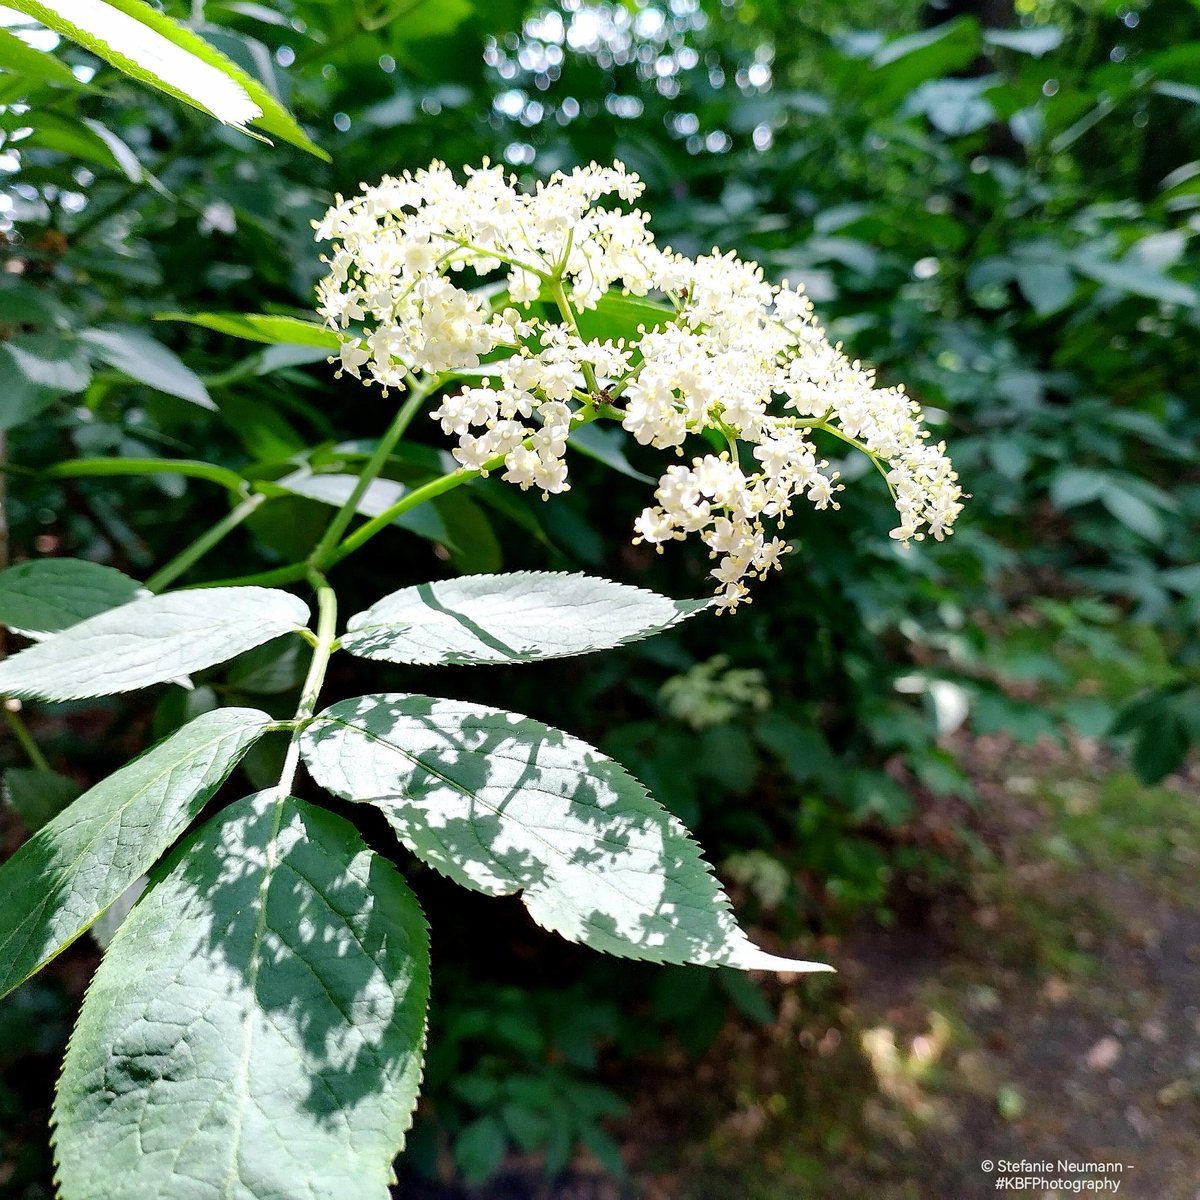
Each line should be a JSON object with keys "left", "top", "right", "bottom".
{"left": 620, "top": 734, "right": 1200, "bottom": 1199}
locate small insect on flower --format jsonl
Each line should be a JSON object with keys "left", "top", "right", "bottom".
{"left": 315, "top": 160, "right": 964, "bottom": 608}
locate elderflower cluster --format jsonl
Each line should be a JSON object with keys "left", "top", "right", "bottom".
{"left": 315, "top": 160, "right": 963, "bottom": 609}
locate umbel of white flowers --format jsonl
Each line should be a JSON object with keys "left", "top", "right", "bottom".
{"left": 314, "top": 161, "right": 964, "bottom": 610}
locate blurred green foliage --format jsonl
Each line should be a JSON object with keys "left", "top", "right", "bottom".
{"left": 1, "top": 0, "right": 1197, "bottom": 1188}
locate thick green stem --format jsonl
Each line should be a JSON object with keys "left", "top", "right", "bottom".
{"left": 275, "top": 576, "right": 338, "bottom": 797}
{"left": 145, "top": 492, "right": 267, "bottom": 593}
{"left": 4, "top": 705, "right": 50, "bottom": 772}
{"left": 308, "top": 377, "right": 434, "bottom": 569}
{"left": 327, "top": 469, "right": 475, "bottom": 565}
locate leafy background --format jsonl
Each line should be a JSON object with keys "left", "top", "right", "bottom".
{"left": 1, "top": 0, "right": 1198, "bottom": 1194}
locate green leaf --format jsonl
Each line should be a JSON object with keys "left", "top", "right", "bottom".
{"left": 80, "top": 327, "right": 214, "bottom": 409}
{"left": 3, "top": 767, "right": 82, "bottom": 832}
{"left": 1099, "top": 484, "right": 1166, "bottom": 542}
{"left": 0, "top": 27, "right": 82, "bottom": 89}
{"left": 53, "top": 791, "right": 430, "bottom": 1199}
{"left": 454, "top": 1116, "right": 508, "bottom": 1183}
{"left": 1, "top": 333, "right": 92, "bottom": 395}
{"left": 904, "top": 77, "right": 995, "bottom": 136}
{"left": 1013, "top": 261, "right": 1076, "bottom": 314}
{"left": 566, "top": 421, "right": 655, "bottom": 483}
{"left": 572, "top": 290, "right": 676, "bottom": 342}
{"left": 46, "top": 456, "right": 247, "bottom": 491}
{"left": 0, "top": 708, "right": 270, "bottom": 999}
{"left": 156, "top": 310, "right": 341, "bottom": 348}
{"left": 435, "top": 490, "right": 502, "bottom": 575}
{"left": 5, "top": 0, "right": 327, "bottom": 158}
{"left": 79, "top": 117, "right": 145, "bottom": 182}
{"left": 0, "top": 558, "right": 142, "bottom": 638}
{"left": 1050, "top": 467, "right": 1107, "bottom": 509}
{"left": 0, "top": 585, "right": 309, "bottom": 700}
{"left": 302, "top": 693, "right": 829, "bottom": 972}
{"left": 984, "top": 26, "right": 1064, "bottom": 57}
{"left": 869, "top": 18, "right": 982, "bottom": 110}
{"left": 1073, "top": 254, "right": 1198, "bottom": 306}
{"left": 340, "top": 573, "right": 711, "bottom": 667}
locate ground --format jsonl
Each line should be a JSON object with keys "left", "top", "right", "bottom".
{"left": 620, "top": 733, "right": 1200, "bottom": 1200}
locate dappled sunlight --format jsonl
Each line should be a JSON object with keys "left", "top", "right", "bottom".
{"left": 860, "top": 1010, "right": 953, "bottom": 1125}
{"left": 301, "top": 692, "right": 828, "bottom": 973}
{"left": 53, "top": 792, "right": 429, "bottom": 1199}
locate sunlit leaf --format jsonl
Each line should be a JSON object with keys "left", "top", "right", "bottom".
{"left": 0, "top": 708, "right": 271, "bottom": 998}
{"left": 5, "top": 0, "right": 327, "bottom": 156}
{"left": 0, "top": 586, "right": 309, "bottom": 700}
{"left": 302, "top": 693, "right": 830, "bottom": 972}
{"left": 54, "top": 792, "right": 430, "bottom": 1199}
{"left": 156, "top": 310, "right": 341, "bottom": 348}
{"left": 340, "top": 573, "right": 710, "bottom": 667}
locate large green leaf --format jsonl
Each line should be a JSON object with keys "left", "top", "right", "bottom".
{"left": 0, "top": 707, "right": 270, "bottom": 998}
{"left": 302, "top": 694, "right": 829, "bottom": 972}
{"left": 340, "top": 573, "right": 710, "bottom": 667}
{"left": 0, "top": 585, "right": 309, "bottom": 700}
{"left": 156, "top": 310, "right": 341, "bottom": 349}
{"left": 53, "top": 792, "right": 431, "bottom": 1200}
{"left": 80, "top": 326, "right": 214, "bottom": 409}
{"left": 5, "top": 0, "right": 326, "bottom": 158}
{"left": 0, "top": 558, "right": 142, "bottom": 638}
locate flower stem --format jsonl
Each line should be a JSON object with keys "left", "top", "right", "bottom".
{"left": 3, "top": 704, "right": 50, "bottom": 772}
{"left": 327, "top": 403, "right": 609, "bottom": 566}
{"left": 549, "top": 277, "right": 601, "bottom": 398}
{"left": 145, "top": 492, "right": 267, "bottom": 593}
{"left": 308, "top": 375, "right": 436, "bottom": 570}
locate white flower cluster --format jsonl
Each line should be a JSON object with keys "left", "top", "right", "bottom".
{"left": 315, "top": 160, "right": 963, "bottom": 608}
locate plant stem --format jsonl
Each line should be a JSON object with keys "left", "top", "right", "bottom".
{"left": 145, "top": 492, "right": 267, "bottom": 593}
{"left": 275, "top": 575, "right": 338, "bottom": 797}
{"left": 192, "top": 562, "right": 310, "bottom": 589}
{"left": 327, "top": 404, "right": 608, "bottom": 566}
{"left": 549, "top": 277, "right": 601, "bottom": 397}
{"left": 308, "top": 377, "right": 434, "bottom": 569}
{"left": 327, "top": 468, "right": 475, "bottom": 565}
{"left": 3, "top": 705, "right": 50, "bottom": 772}
{"left": 813, "top": 421, "right": 896, "bottom": 499}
